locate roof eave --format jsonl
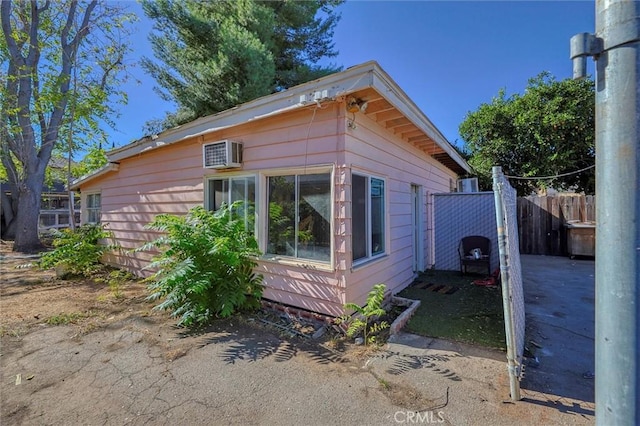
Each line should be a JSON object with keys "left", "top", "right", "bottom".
{"left": 103, "top": 60, "right": 469, "bottom": 177}
{"left": 368, "top": 66, "right": 471, "bottom": 174}
{"left": 108, "top": 61, "right": 380, "bottom": 163}
{"left": 70, "top": 162, "right": 120, "bottom": 190}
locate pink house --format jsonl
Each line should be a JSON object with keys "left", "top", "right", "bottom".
{"left": 72, "top": 61, "right": 470, "bottom": 317}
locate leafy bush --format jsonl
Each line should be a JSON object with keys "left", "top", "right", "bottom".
{"left": 338, "top": 283, "right": 390, "bottom": 345}
{"left": 140, "top": 205, "right": 264, "bottom": 328}
{"left": 39, "top": 224, "right": 115, "bottom": 277}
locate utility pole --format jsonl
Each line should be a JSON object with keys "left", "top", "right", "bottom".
{"left": 570, "top": 1, "right": 639, "bottom": 424}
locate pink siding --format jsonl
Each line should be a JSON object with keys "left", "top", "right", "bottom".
{"left": 80, "top": 100, "right": 458, "bottom": 316}
{"left": 341, "top": 112, "right": 456, "bottom": 307}
{"left": 258, "top": 261, "right": 346, "bottom": 316}
{"left": 82, "top": 105, "right": 349, "bottom": 315}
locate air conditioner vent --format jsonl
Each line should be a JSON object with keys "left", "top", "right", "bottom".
{"left": 203, "top": 140, "right": 243, "bottom": 169}
{"left": 457, "top": 177, "right": 479, "bottom": 193}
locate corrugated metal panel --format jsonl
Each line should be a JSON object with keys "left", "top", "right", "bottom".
{"left": 433, "top": 192, "right": 498, "bottom": 272}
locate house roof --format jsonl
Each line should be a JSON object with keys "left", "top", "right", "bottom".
{"left": 73, "top": 61, "right": 470, "bottom": 188}
{"left": 69, "top": 162, "right": 120, "bottom": 190}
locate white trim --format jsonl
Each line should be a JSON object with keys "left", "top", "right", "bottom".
{"left": 411, "top": 184, "right": 425, "bottom": 272}
{"left": 108, "top": 63, "right": 377, "bottom": 162}
{"left": 258, "top": 256, "right": 335, "bottom": 273}
{"left": 369, "top": 69, "right": 470, "bottom": 173}
{"left": 351, "top": 254, "right": 389, "bottom": 272}
{"left": 94, "top": 61, "right": 467, "bottom": 175}
{"left": 203, "top": 174, "right": 258, "bottom": 236}
{"left": 203, "top": 173, "right": 258, "bottom": 209}
{"left": 260, "top": 163, "right": 334, "bottom": 177}
{"left": 70, "top": 163, "right": 119, "bottom": 190}
{"left": 263, "top": 165, "right": 335, "bottom": 268}
{"left": 83, "top": 191, "right": 102, "bottom": 225}
{"left": 351, "top": 171, "right": 388, "bottom": 267}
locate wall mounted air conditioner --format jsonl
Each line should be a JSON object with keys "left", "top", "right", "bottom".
{"left": 457, "top": 177, "right": 479, "bottom": 193}
{"left": 203, "top": 140, "right": 243, "bottom": 169}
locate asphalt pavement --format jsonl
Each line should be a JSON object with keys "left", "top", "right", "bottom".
{"left": 1, "top": 255, "right": 595, "bottom": 425}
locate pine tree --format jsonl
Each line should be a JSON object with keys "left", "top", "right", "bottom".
{"left": 141, "top": 0, "right": 343, "bottom": 130}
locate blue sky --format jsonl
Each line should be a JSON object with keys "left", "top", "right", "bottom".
{"left": 110, "top": 1, "right": 595, "bottom": 150}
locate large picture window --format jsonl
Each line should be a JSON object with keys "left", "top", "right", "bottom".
{"left": 267, "top": 173, "right": 331, "bottom": 262}
{"left": 352, "top": 174, "right": 385, "bottom": 263}
{"left": 86, "top": 193, "right": 101, "bottom": 224}
{"left": 206, "top": 176, "right": 256, "bottom": 231}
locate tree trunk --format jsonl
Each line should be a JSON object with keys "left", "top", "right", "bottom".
{"left": 0, "top": 190, "right": 16, "bottom": 239}
{"left": 2, "top": 218, "right": 17, "bottom": 240}
{"left": 2, "top": 0, "right": 125, "bottom": 251}
{"left": 13, "top": 175, "right": 44, "bottom": 253}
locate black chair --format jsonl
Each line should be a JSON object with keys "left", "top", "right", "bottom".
{"left": 459, "top": 236, "right": 491, "bottom": 276}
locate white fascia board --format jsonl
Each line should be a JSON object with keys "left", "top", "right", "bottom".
{"left": 69, "top": 162, "right": 120, "bottom": 190}
{"left": 108, "top": 61, "right": 378, "bottom": 163}
{"left": 370, "top": 67, "right": 471, "bottom": 174}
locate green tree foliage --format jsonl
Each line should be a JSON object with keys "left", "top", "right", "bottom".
{"left": 72, "top": 144, "right": 108, "bottom": 178}
{"left": 141, "top": 0, "right": 343, "bottom": 130}
{"left": 459, "top": 73, "right": 595, "bottom": 195}
{"left": 140, "top": 205, "right": 264, "bottom": 328}
{"left": 1, "top": 1, "right": 134, "bottom": 250}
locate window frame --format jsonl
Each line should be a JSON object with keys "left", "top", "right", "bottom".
{"left": 84, "top": 192, "right": 101, "bottom": 224}
{"left": 204, "top": 174, "right": 258, "bottom": 234}
{"left": 352, "top": 172, "right": 387, "bottom": 266}
{"left": 261, "top": 165, "right": 334, "bottom": 266}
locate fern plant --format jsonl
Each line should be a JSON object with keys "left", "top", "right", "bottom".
{"left": 338, "top": 283, "right": 390, "bottom": 345}
{"left": 139, "top": 205, "right": 264, "bottom": 328}
{"left": 39, "top": 224, "right": 116, "bottom": 277}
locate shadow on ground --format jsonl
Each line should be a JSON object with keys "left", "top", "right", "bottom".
{"left": 195, "top": 323, "right": 346, "bottom": 365}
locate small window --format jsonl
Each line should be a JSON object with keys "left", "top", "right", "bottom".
{"left": 86, "top": 193, "right": 101, "bottom": 224}
{"left": 267, "top": 173, "right": 331, "bottom": 262}
{"left": 352, "top": 173, "right": 386, "bottom": 264}
{"left": 206, "top": 176, "right": 256, "bottom": 231}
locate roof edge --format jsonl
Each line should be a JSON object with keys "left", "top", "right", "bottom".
{"left": 70, "top": 162, "right": 120, "bottom": 190}
{"left": 108, "top": 61, "right": 380, "bottom": 163}
{"left": 86, "top": 60, "right": 469, "bottom": 184}
{"left": 368, "top": 66, "right": 471, "bottom": 174}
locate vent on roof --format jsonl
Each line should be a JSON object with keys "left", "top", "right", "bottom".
{"left": 203, "top": 140, "right": 243, "bottom": 169}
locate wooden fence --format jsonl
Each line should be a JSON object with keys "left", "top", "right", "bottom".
{"left": 517, "top": 194, "right": 595, "bottom": 255}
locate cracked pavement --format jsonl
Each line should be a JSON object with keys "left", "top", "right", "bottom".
{"left": 1, "top": 255, "right": 595, "bottom": 425}
{"left": 2, "top": 317, "right": 593, "bottom": 425}
{"left": 3, "top": 317, "right": 398, "bottom": 425}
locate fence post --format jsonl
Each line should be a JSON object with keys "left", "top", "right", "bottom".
{"left": 492, "top": 166, "right": 521, "bottom": 401}
{"left": 572, "top": 2, "right": 639, "bottom": 423}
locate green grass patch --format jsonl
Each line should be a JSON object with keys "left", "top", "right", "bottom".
{"left": 0, "top": 325, "right": 27, "bottom": 338}
{"left": 45, "top": 311, "right": 94, "bottom": 325}
{"left": 398, "top": 270, "right": 506, "bottom": 350}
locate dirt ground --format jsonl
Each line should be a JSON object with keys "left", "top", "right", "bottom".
{"left": 1, "top": 242, "right": 595, "bottom": 425}
{"left": 0, "top": 241, "right": 158, "bottom": 339}
{"left": 0, "top": 242, "right": 420, "bottom": 425}
{"left": 0, "top": 240, "right": 358, "bottom": 368}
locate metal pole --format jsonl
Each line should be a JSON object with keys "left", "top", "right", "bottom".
{"left": 571, "top": 1, "right": 639, "bottom": 424}
{"left": 594, "top": 1, "right": 640, "bottom": 423}
{"left": 492, "top": 166, "right": 521, "bottom": 401}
